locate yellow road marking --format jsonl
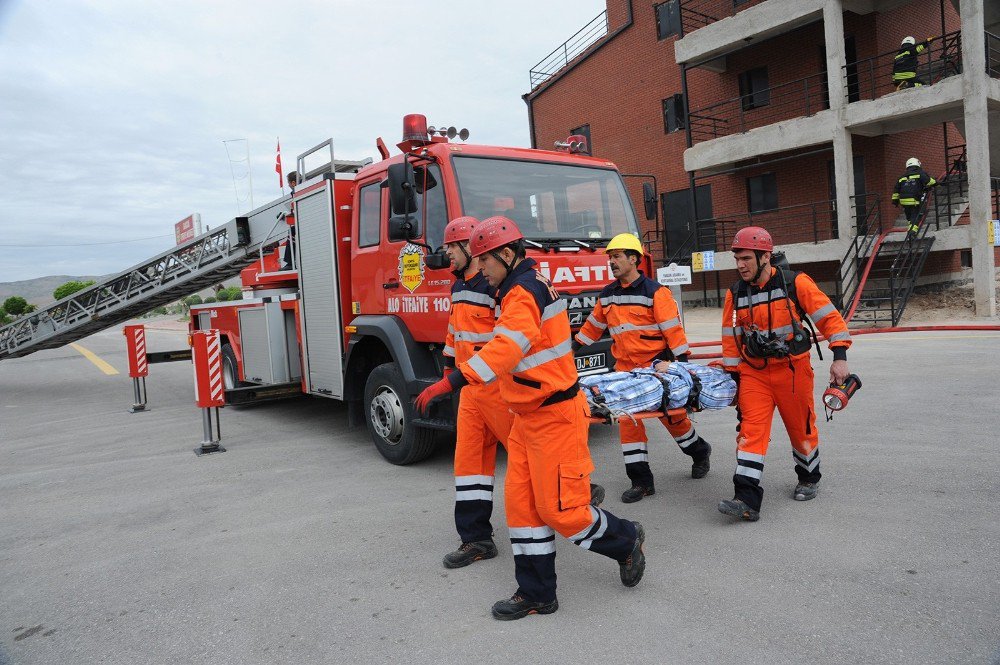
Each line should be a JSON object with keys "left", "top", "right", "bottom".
{"left": 69, "top": 343, "right": 119, "bottom": 375}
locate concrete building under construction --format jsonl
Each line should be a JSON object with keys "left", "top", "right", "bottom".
{"left": 524, "top": 0, "right": 999, "bottom": 323}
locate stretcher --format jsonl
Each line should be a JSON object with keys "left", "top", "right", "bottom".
{"left": 587, "top": 407, "right": 691, "bottom": 426}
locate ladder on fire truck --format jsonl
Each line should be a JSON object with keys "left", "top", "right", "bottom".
{"left": 0, "top": 198, "right": 292, "bottom": 361}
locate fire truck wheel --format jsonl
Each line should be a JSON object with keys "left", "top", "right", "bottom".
{"left": 364, "top": 363, "right": 438, "bottom": 465}
{"left": 221, "top": 343, "right": 246, "bottom": 390}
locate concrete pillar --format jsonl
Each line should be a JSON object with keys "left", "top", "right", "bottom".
{"left": 824, "top": 1, "right": 856, "bottom": 241}
{"left": 960, "top": 0, "right": 997, "bottom": 317}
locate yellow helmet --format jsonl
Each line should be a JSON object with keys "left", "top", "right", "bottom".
{"left": 605, "top": 233, "right": 644, "bottom": 255}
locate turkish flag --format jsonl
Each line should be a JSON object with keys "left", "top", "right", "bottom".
{"left": 275, "top": 139, "right": 283, "bottom": 188}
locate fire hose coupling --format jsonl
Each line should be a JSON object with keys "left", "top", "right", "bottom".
{"left": 823, "top": 374, "right": 862, "bottom": 421}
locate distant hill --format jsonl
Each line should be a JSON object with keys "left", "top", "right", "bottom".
{"left": 0, "top": 275, "right": 108, "bottom": 307}
{"left": 0, "top": 275, "right": 242, "bottom": 309}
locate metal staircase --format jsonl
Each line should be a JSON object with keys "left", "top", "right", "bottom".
{"left": 838, "top": 155, "right": 968, "bottom": 327}
{"left": 0, "top": 197, "right": 293, "bottom": 361}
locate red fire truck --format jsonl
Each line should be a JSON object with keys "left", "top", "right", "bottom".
{"left": 190, "top": 114, "right": 656, "bottom": 465}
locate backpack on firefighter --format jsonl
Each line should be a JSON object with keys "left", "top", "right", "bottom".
{"left": 729, "top": 251, "right": 823, "bottom": 363}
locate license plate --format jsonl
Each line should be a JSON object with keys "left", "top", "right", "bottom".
{"left": 576, "top": 352, "right": 606, "bottom": 373}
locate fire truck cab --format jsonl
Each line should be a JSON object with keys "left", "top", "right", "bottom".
{"left": 191, "top": 115, "right": 654, "bottom": 465}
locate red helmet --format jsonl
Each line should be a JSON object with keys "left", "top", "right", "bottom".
{"left": 731, "top": 226, "right": 773, "bottom": 252}
{"left": 469, "top": 216, "right": 524, "bottom": 258}
{"left": 443, "top": 216, "right": 479, "bottom": 244}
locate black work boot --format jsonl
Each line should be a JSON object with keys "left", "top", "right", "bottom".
{"left": 619, "top": 521, "right": 646, "bottom": 587}
{"left": 690, "top": 440, "right": 712, "bottom": 479}
{"left": 442, "top": 539, "right": 498, "bottom": 569}
{"left": 491, "top": 593, "right": 558, "bottom": 620}
{"left": 793, "top": 482, "right": 819, "bottom": 501}
{"left": 589, "top": 483, "right": 606, "bottom": 507}
{"left": 717, "top": 498, "right": 760, "bottom": 522}
{"left": 621, "top": 483, "right": 655, "bottom": 503}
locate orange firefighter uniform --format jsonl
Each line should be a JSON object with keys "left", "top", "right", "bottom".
{"left": 443, "top": 268, "right": 512, "bottom": 544}
{"left": 721, "top": 267, "right": 851, "bottom": 512}
{"left": 458, "top": 258, "right": 639, "bottom": 602}
{"left": 576, "top": 272, "right": 711, "bottom": 493}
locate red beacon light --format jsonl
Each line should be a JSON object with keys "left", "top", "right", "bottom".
{"left": 402, "top": 114, "right": 430, "bottom": 143}
{"left": 554, "top": 134, "right": 588, "bottom": 154}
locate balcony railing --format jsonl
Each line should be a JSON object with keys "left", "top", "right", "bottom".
{"left": 987, "top": 31, "right": 1000, "bottom": 78}
{"left": 528, "top": 10, "right": 608, "bottom": 89}
{"left": 846, "top": 31, "right": 961, "bottom": 103}
{"left": 688, "top": 71, "right": 829, "bottom": 143}
{"left": 688, "top": 199, "right": 837, "bottom": 254}
{"left": 679, "top": 0, "right": 764, "bottom": 35}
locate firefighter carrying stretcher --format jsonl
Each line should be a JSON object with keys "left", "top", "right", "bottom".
{"left": 435, "top": 217, "right": 605, "bottom": 570}
{"left": 575, "top": 233, "right": 713, "bottom": 503}
{"left": 718, "top": 227, "right": 852, "bottom": 522}
{"left": 416, "top": 216, "right": 646, "bottom": 620}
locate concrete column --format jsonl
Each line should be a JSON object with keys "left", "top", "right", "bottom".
{"left": 960, "top": 0, "right": 997, "bottom": 317}
{"left": 824, "top": 1, "right": 856, "bottom": 242}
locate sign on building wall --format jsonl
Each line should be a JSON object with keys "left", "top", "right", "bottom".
{"left": 175, "top": 214, "right": 202, "bottom": 246}
{"left": 691, "top": 250, "right": 715, "bottom": 272}
{"left": 990, "top": 220, "right": 1000, "bottom": 247}
{"left": 657, "top": 263, "right": 693, "bottom": 286}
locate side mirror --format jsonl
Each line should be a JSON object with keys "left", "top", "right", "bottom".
{"left": 642, "top": 182, "right": 657, "bottom": 222}
{"left": 388, "top": 215, "right": 419, "bottom": 242}
{"left": 387, "top": 161, "right": 417, "bottom": 215}
{"left": 424, "top": 250, "right": 450, "bottom": 271}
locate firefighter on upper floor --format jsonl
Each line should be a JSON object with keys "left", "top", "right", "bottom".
{"left": 416, "top": 216, "right": 645, "bottom": 620}
{"left": 718, "top": 227, "right": 852, "bottom": 522}
{"left": 892, "top": 35, "right": 934, "bottom": 90}
{"left": 575, "top": 233, "right": 712, "bottom": 503}
{"left": 892, "top": 157, "right": 938, "bottom": 238}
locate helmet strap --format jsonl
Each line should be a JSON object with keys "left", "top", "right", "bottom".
{"left": 489, "top": 248, "right": 515, "bottom": 279}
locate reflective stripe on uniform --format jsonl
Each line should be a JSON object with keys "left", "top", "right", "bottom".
{"left": 495, "top": 326, "right": 532, "bottom": 353}
{"left": 674, "top": 424, "right": 696, "bottom": 447}
{"left": 584, "top": 313, "right": 607, "bottom": 331}
{"left": 793, "top": 448, "right": 820, "bottom": 472}
{"left": 443, "top": 344, "right": 455, "bottom": 357}
{"left": 454, "top": 331, "right": 494, "bottom": 343}
{"left": 609, "top": 322, "right": 660, "bottom": 336}
{"left": 657, "top": 317, "right": 680, "bottom": 331}
{"left": 568, "top": 506, "right": 608, "bottom": 551}
{"left": 512, "top": 339, "right": 573, "bottom": 373}
{"left": 736, "top": 289, "right": 786, "bottom": 308}
{"left": 452, "top": 291, "right": 495, "bottom": 307}
{"left": 621, "top": 441, "right": 649, "bottom": 463}
{"left": 576, "top": 331, "right": 597, "bottom": 346}
{"left": 827, "top": 331, "right": 851, "bottom": 343}
{"left": 510, "top": 525, "right": 556, "bottom": 556}
{"left": 723, "top": 357, "right": 741, "bottom": 367}
{"left": 671, "top": 342, "right": 690, "bottom": 356}
{"left": 810, "top": 303, "right": 835, "bottom": 321}
{"left": 600, "top": 294, "right": 654, "bottom": 307}
{"left": 467, "top": 354, "right": 497, "bottom": 383}
{"left": 541, "top": 299, "right": 567, "bottom": 321}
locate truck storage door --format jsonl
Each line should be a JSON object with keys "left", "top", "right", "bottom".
{"left": 295, "top": 177, "right": 344, "bottom": 398}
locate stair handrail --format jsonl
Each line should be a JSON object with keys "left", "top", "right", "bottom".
{"left": 837, "top": 194, "right": 882, "bottom": 317}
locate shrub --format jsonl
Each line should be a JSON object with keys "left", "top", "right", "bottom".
{"left": 53, "top": 280, "right": 96, "bottom": 301}
{"left": 3, "top": 296, "right": 28, "bottom": 316}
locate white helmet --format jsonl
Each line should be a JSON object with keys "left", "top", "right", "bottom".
{"left": 906, "top": 157, "right": 921, "bottom": 169}
{"left": 901, "top": 36, "right": 916, "bottom": 46}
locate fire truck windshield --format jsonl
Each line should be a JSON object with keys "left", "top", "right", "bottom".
{"left": 452, "top": 156, "right": 640, "bottom": 241}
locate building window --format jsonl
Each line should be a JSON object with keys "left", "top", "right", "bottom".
{"left": 961, "top": 249, "right": 973, "bottom": 267}
{"left": 739, "top": 67, "right": 770, "bottom": 110}
{"left": 747, "top": 173, "right": 778, "bottom": 213}
{"left": 662, "top": 94, "right": 686, "bottom": 133}
{"left": 357, "top": 181, "right": 381, "bottom": 247}
{"left": 570, "top": 124, "right": 592, "bottom": 155}
{"left": 654, "top": 1, "right": 681, "bottom": 40}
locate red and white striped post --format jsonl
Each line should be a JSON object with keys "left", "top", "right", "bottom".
{"left": 191, "top": 329, "right": 226, "bottom": 456}
{"left": 123, "top": 324, "right": 149, "bottom": 412}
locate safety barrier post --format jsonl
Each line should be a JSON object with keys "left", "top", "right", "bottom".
{"left": 122, "top": 325, "right": 149, "bottom": 412}
{"left": 191, "top": 329, "right": 226, "bottom": 456}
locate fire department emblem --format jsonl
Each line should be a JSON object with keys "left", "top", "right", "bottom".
{"left": 398, "top": 243, "right": 425, "bottom": 293}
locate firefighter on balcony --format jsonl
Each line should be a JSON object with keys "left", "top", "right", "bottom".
{"left": 718, "top": 227, "right": 852, "bottom": 522}
{"left": 416, "top": 216, "right": 646, "bottom": 621}
{"left": 437, "top": 216, "right": 512, "bottom": 569}
{"left": 575, "top": 233, "right": 712, "bottom": 503}
{"left": 892, "top": 35, "right": 934, "bottom": 90}
{"left": 892, "top": 157, "right": 937, "bottom": 238}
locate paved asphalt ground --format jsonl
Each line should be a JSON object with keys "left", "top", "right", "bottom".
{"left": 1, "top": 319, "right": 998, "bottom": 664}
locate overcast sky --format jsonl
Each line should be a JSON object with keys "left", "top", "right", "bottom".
{"left": 0, "top": 0, "right": 604, "bottom": 282}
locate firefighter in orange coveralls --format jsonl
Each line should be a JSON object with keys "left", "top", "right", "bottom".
{"left": 718, "top": 227, "right": 852, "bottom": 522}
{"left": 416, "top": 216, "right": 645, "bottom": 620}
{"left": 438, "top": 216, "right": 513, "bottom": 569}
{"left": 575, "top": 233, "right": 712, "bottom": 503}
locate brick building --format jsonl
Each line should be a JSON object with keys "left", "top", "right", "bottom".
{"left": 524, "top": 0, "right": 999, "bottom": 320}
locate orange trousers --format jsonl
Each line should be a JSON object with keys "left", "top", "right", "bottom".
{"left": 453, "top": 383, "right": 512, "bottom": 543}
{"left": 504, "top": 392, "right": 637, "bottom": 602}
{"left": 733, "top": 354, "right": 820, "bottom": 512}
